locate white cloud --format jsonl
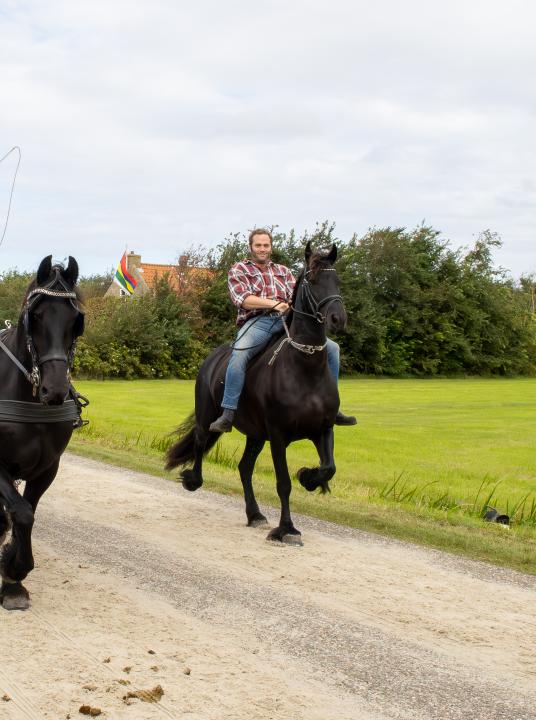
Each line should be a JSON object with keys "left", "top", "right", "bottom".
{"left": 0, "top": 0, "right": 535, "bottom": 277}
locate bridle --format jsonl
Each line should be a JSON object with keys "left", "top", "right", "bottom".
{"left": 268, "top": 265, "right": 345, "bottom": 366}
{"left": 291, "top": 267, "right": 344, "bottom": 324}
{"left": 0, "top": 268, "right": 84, "bottom": 396}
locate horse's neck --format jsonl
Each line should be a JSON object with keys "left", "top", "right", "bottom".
{"left": 289, "top": 310, "right": 326, "bottom": 346}
{"left": 0, "top": 327, "right": 34, "bottom": 400}
{"left": 5, "top": 325, "right": 26, "bottom": 353}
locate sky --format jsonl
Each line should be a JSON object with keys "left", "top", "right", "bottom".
{"left": 0, "top": 0, "right": 535, "bottom": 279}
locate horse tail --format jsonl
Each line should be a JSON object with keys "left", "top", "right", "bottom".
{"left": 165, "top": 412, "right": 219, "bottom": 470}
{"left": 165, "top": 412, "right": 196, "bottom": 469}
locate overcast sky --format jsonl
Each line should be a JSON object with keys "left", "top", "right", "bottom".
{"left": 0, "top": 0, "right": 534, "bottom": 279}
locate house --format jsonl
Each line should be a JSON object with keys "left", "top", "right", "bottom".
{"left": 105, "top": 251, "right": 212, "bottom": 298}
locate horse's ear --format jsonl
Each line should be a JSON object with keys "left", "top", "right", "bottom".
{"left": 37, "top": 255, "right": 53, "bottom": 285}
{"left": 327, "top": 244, "right": 337, "bottom": 264}
{"left": 62, "top": 256, "right": 79, "bottom": 286}
{"left": 304, "top": 241, "right": 312, "bottom": 265}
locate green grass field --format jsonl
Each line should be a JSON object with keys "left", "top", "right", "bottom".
{"left": 68, "top": 378, "right": 536, "bottom": 573}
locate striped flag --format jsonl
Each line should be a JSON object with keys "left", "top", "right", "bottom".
{"left": 113, "top": 252, "right": 138, "bottom": 294}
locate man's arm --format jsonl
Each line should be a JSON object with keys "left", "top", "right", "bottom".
{"left": 241, "top": 295, "right": 289, "bottom": 313}
{"left": 228, "top": 263, "right": 289, "bottom": 314}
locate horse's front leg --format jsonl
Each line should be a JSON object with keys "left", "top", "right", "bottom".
{"left": 267, "top": 435, "right": 302, "bottom": 545}
{"left": 0, "top": 461, "right": 59, "bottom": 610}
{"left": 297, "top": 427, "right": 336, "bottom": 494}
{"left": 0, "top": 468, "right": 36, "bottom": 610}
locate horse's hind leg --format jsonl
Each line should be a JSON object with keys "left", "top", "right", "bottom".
{"left": 297, "top": 428, "right": 336, "bottom": 494}
{"left": 181, "top": 426, "right": 210, "bottom": 492}
{"left": 238, "top": 437, "right": 267, "bottom": 527}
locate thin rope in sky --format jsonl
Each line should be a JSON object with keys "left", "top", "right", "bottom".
{"left": 0, "top": 146, "right": 21, "bottom": 250}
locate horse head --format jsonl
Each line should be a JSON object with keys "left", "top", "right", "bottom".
{"left": 297, "top": 241, "right": 347, "bottom": 333}
{"left": 22, "top": 256, "right": 84, "bottom": 405}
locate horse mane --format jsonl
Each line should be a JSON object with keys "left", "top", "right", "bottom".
{"left": 292, "top": 250, "right": 333, "bottom": 304}
{"left": 307, "top": 251, "right": 333, "bottom": 280}
{"left": 0, "top": 326, "right": 16, "bottom": 341}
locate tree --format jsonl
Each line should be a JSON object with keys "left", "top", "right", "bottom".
{"left": 0, "top": 270, "right": 31, "bottom": 327}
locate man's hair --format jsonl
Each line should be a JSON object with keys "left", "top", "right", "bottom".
{"left": 248, "top": 228, "right": 273, "bottom": 248}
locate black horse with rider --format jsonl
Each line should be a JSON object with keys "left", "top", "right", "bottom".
{"left": 167, "top": 232, "right": 355, "bottom": 544}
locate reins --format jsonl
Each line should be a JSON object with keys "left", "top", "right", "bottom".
{"left": 0, "top": 330, "right": 35, "bottom": 384}
{"left": 0, "top": 146, "right": 21, "bottom": 250}
{"left": 229, "top": 300, "right": 287, "bottom": 352}
{"left": 231, "top": 267, "right": 343, "bottom": 359}
{"left": 268, "top": 318, "right": 327, "bottom": 366}
{"left": 290, "top": 268, "right": 343, "bottom": 324}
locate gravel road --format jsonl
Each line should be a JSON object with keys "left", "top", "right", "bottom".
{"left": 0, "top": 453, "right": 535, "bottom": 720}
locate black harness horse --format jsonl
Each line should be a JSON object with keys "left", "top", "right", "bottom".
{"left": 166, "top": 243, "right": 347, "bottom": 544}
{"left": 0, "top": 256, "right": 85, "bottom": 609}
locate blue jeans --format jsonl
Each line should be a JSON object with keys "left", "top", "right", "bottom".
{"left": 222, "top": 314, "right": 340, "bottom": 410}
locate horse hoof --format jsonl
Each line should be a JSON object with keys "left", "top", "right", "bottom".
{"left": 266, "top": 529, "right": 303, "bottom": 546}
{"left": 180, "top": 470, "right": 203, "bottom": 492}
{"left": 297, "top": 467, "right": 316, "bottom": 491}
{"left": 182, "top": 479, "right": 202, "bottom": 492}
{"left": 248, "top": 514, "right": 269, "bottom": 528}
{"left": 1, "top": 584, "right": 30, "bottom": 611}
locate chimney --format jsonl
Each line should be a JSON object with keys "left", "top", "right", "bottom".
{"left": 127, "top": 251, "right": 142, "bottom": 273}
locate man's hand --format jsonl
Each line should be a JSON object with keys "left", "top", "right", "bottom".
{"left": 272, "top": 301, "right": 290, "bottom": 314}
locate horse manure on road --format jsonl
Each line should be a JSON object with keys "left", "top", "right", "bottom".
{"left": 78, "top": 705, "right": 102, "bottom": 716}
{"left": 122, "top": 684, "right": 164, "bottom": 704}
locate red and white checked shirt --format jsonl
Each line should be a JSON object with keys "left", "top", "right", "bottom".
{"left": 228, "top": 259, "right": 296, "bottom": 326}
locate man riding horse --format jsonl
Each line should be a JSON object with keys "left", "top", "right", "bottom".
{"left": 209, "top": 228, "right": 356, "bottom": 433}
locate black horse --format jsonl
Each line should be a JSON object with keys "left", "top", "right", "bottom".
{"left": 166, "top": 243, "right": 348, "bottom": 545}
{"left": 0, "top": 256, "right": 85, "bottom": 609}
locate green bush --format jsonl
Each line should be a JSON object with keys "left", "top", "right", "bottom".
{"left": 2, "top": 224, "right": 534, "bottom": 379}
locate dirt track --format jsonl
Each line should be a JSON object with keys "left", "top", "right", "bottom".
{"left": 0, "top": 453, "right": 535, "bottom": 720}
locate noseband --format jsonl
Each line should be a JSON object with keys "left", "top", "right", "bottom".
{"left": 292, "top": 267, "right": 344, "bottom": 324}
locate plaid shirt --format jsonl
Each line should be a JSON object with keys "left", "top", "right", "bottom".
{"left": 228, "top": 259, "right": 296, "bottom": 326}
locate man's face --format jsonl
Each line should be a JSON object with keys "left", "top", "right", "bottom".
{"left": 250, "top": 234, "right": 272, "bottom": 265}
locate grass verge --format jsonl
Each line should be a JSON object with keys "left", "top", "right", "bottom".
{"left": 67, "top": 377, "right": 536, "bottom": 575}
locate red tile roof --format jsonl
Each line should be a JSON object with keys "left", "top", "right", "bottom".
{"left": 140, "top": 263, "right": 182, "bottom": 292}
{"left": 140, "top": 263, "right": 213, "bottom": 294}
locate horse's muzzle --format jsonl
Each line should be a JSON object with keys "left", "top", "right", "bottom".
{"left": 39, "top": 386, "right": 68, "bottom": 406}
{"left": 39, "top": 360, "right": 70, "bottom": 406}
{"left": 326, "top": 305, "right": 348, "bottom": 334}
